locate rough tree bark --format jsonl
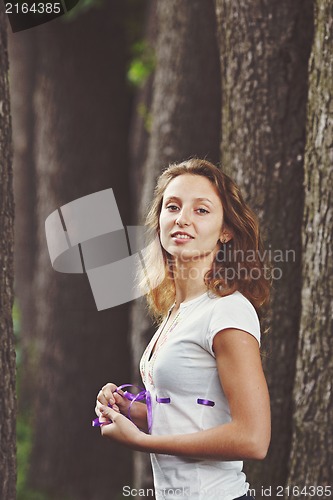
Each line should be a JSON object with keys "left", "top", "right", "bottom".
{"left": 0, "top": 5, "right": 16, "bottom": 499}
{"left": 140, "top": 0, "right": 221, "bottom": 215}
{"left": 214, "top": 0, "right": 313, "bottom": 493}
{"left": 26, "top": 4, "right": 132, "bottom": 499}
{"left": 130, "top": 0, "right": 221, "bottom": 490}
{"left": 287, "top": 1, "right": 333, "bottom": 497}
{"left": 128, "top": 0, "right": 156, "bottom": 210}
{"left": 8, "top": 28, "right": 38, "bottom": 414}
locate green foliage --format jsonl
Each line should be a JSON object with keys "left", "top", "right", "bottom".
{"left": 16, "top": 416, "right": 31, "bottom": 494}
{"left": 13, "top": 300, "right": 21, "bottom": 362}
{"left": 127, "top": 41, "right": 155, "bottom": 87}
{"left": 17, "top": 415, "right": 47, "bottom": 500}
{"left": 64, "top": 0, "right": 105, "bottom": 21}
{"left": 16, "top": 379, "right": 47, "bottom": 499}
{"left": 14, "top": 301, "right": 46, "bottom": 499}
{"left": 12, "top": 300, "right": 21, "bottom": 333}
{"left": 137, "top": 102, "right": 152, "bottom": 133}
{"left": 125, "top": 0, "right": 149, "bottom": 45}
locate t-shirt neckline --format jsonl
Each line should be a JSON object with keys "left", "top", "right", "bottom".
{"left": 178, "top": 291, "right": 209, "bottom": 309}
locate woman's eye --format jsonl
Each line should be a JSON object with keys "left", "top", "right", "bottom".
{"left": 165, "top": 205, "right": 208, "bottom": 213}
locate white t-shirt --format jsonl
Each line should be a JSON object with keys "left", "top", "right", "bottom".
{"left": 140, "top": 290, "right": 261, "bottom": 500}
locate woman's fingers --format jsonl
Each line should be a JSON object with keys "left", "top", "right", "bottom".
{"left": 97, "top": 390, "right": 109, "bottom": 405}
{"left": 95, "top": 383, "right": 125, "bottom": 421}
{"left": 97, "top": 382, "right": 118, "bottom": 406}
{"left": 102, "top": 382, "right": 118, "bottom": 396}
{"left": 102, "top": 383, "right": 117, "bottom": 405}
{"left": 113, "top": 392, "right": 124, "bottom": 404}
{"left": 96, "top": 400, "right": 120, "bottom": 417}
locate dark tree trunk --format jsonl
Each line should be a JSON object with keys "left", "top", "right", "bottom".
{"left": 128, "top": 0, "right": 157, "bottom": 212}
{"left": 287, "top": 0, "right": 333, "bottom": 496}
{"left": 130, "top": 0, "right": 221, "bottom": 489}
{"left": 140, "top": 0, "right": 221, "bottom": 216}
{"left": 0, "top": 5, "right": 16, "bottom": 499}
{"left": 215, "top": 0, "right": 314, "bottom": 493}
{"left": 8, "top": 28, "right": 38, "bottom": 414}
{"left": 27, "top": 4, "right": 133, "bottom": 499}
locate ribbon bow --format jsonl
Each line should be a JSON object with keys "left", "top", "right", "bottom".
{"left": 92, "top": 384, "right": 152, "bottom": 433}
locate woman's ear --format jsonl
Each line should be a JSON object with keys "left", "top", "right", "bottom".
{"left": 219, "top": 232, "right": 233, "bottom": 244}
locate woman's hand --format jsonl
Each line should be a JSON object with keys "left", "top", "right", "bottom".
{"left": 99, "top": 405, "right": 147, "bottom": 450}
{"left": 95, "top": 382, "right": 149, "bottom": 431}
{"left": 95, "top": 382, "right": 131, "bottom": 418}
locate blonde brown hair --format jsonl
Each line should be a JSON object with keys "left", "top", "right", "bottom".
{"left": 140, "top": 158, "right": 271, "bottom": 321}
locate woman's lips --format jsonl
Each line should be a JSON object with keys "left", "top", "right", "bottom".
{"left": 171, "top": 231, "right": 194, "bottom": 242}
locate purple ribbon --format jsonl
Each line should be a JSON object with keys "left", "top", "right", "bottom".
{"left": 92, "top": 418, "right": 110, "bottom": 427}
{"left": 156, "top": 397, "right": 171, "bottom": 403}
{"left": 118, "top": 384, "right": 152, "bottom": 433}
{"left": 92, "top": 384, "right": 216, "bottom": 429}
{"left": 197, "top": 398, "right": 215, "bottom": 407}
{"left": 92, "top": 384, "right": 152, "bottom": 433}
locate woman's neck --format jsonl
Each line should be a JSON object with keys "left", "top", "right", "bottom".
{"left": 172, "top": 260, "right": 211, "bottom": 306}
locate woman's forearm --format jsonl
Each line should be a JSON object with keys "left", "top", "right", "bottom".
{"left": 125, "top": 401, "right": 148, "bottom": 432}
{"left": 137, "top": 421, "right": 269, "bottom": 461}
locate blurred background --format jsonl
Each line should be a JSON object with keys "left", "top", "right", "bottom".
{"left": 0, "top": 0, "right": 332, "bottom": 499}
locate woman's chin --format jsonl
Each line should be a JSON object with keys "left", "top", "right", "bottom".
{"left": 171, "top": 249, "right": 204, "bottom": 263}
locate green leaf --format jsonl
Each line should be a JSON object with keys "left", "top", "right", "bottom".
{"left": 127, "top": 41, "right": 155, "bottom": 87}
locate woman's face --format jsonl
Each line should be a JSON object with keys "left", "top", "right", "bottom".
{"left": 159, "top": 174, "right": 225, "bottom": 263}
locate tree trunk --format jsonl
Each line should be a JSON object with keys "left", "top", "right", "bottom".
{"left": 287, "top": 1, "right": 333, "bottom": 496}
{"left": 215, "top": 0, "right": 313, "bottom": 493}
{"left": 128, "top": 0, "right": 157, "bottom": 211}
{"left": 140, "top": 0, "right": 221, "bottom": 217}
{"left": 8, "top": 28, "right": 38, "bottom": 414}
{"left": 27, "top": 4, "right": 132, "bottom": 499}
{"left": 131, "top": 0, "right": 221, "bottom": 490}
{"left": 0, "top": 4, "right": 16, "bottom": 499}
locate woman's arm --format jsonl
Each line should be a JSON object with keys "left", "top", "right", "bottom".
{"left": 124, "top": 400, "right": 148, "bottom": 432}
{"left": 100, "top": 329, "right": 271, "bottom": 460}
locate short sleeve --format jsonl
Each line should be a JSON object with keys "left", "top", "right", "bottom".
{"left": 206, "top": 292, "right": 261, "bottom": 356}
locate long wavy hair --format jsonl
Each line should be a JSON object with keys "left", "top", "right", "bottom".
{"left": 139, "top": 158, "right": 272, "bottom": 321}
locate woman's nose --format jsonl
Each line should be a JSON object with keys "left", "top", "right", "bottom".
{"left": 175, "top": 209, "right": 191, "bottom": 226}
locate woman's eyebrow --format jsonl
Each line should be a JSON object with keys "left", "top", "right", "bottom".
{"left": 195, "top": 197, "right": 214, "bottom": 205}
{"left": 164, "top": 196, "right": 214, "bottom": 205}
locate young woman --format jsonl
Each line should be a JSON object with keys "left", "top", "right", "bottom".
{"left": 95, "top": 159, "right": 271, "bottom": 500}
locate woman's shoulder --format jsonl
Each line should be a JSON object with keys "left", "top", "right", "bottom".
{"left": 182, "top": 291, "right": 261, "bottom": 352}
{"left": 208, "top": 289, "right": 257, "bottom": 311}
{"left": 205, "top": 290, "right": 261, "bottom": 347}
